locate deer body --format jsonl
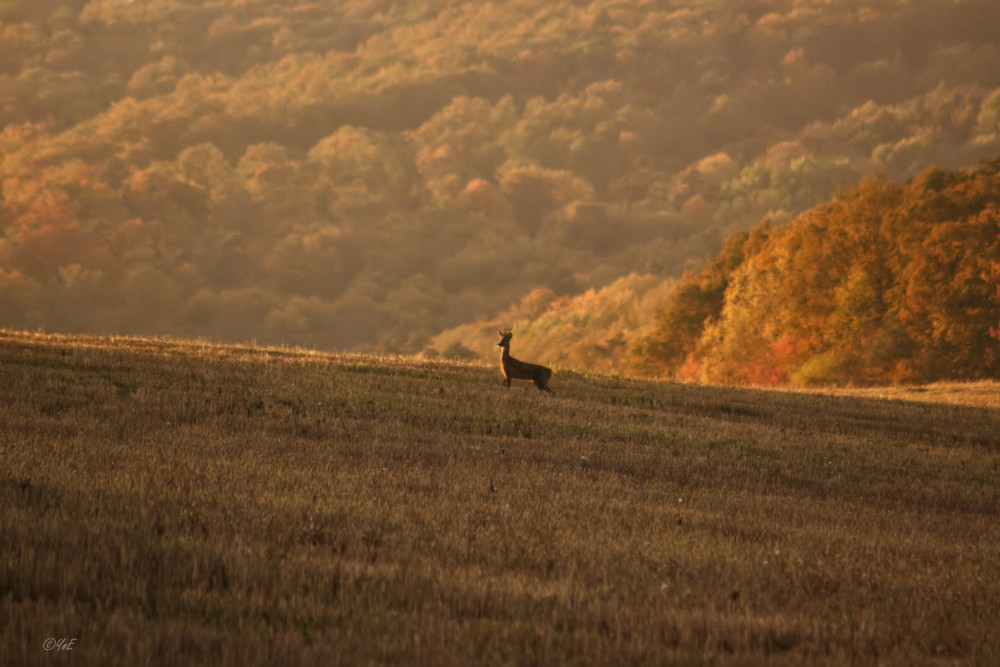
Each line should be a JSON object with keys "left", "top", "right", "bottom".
{"left": 497, "top": 329, "right": 553, "bottom": 392}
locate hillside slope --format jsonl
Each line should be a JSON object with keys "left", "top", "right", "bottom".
{"left": 1, "top": 330, "right": 999, "bottom": 665}
{"left": 3, "top": 1, "right": 1000, "bottom": 351}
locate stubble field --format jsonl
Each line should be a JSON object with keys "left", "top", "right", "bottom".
{"left": 1, "top": 329, "right": 998, "bottom": 666}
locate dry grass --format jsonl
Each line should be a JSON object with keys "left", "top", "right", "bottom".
{"left": 1, "top": 329, "right": 998, "bottom": 666}
{"left": 806, "top": 382, "right": 1000, "bottom": 410}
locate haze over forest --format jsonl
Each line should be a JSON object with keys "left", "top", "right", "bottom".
{"left": 2, "top": 0, "right": 999, "bottom": 382}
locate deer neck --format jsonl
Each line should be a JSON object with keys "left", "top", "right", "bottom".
{"left": 500, "top": 344, "right": 511, "bottom": 361}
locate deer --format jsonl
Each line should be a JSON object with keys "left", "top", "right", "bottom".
{"left": 497, "top": 328, "right": 554, "bottom": 393}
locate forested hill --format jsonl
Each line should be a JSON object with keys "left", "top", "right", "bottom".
{"left": 431, "top": 160, "right": 1000, "bottom": 386}
{"left": 633, "top": 161, "right": 1000, "bottom": 385}
{"left": 2, "top": 1, "right": 1000, "bottom": 355}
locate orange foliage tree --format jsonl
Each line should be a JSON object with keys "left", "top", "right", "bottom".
{"left": 632, "top": 160, "right": 1000, "bottom": 385}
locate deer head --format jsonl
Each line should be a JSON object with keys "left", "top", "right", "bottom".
{"left": 497, "top": 327, "right": 513, "bottom": 348}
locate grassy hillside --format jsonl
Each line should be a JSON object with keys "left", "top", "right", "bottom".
{"left": 1, "top": 329, "right": 999, "bottom": 666}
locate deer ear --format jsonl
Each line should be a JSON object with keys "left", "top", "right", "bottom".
{"left": 497, "top": 330, "right": 503, "bottom": 337}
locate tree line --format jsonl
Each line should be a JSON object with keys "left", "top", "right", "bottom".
{"left": 2, "top": 0, "right": 1000, "bottom": 362}
{"left": 432, "top": 160, "right": 1000, "bottom": 385}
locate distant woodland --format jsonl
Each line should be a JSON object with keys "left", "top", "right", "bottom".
{"left": 436, "top": 160, "right": 999, "bottom": 385}
{"left": 2, "top": 0, "right": 1000, "bottom": 383}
